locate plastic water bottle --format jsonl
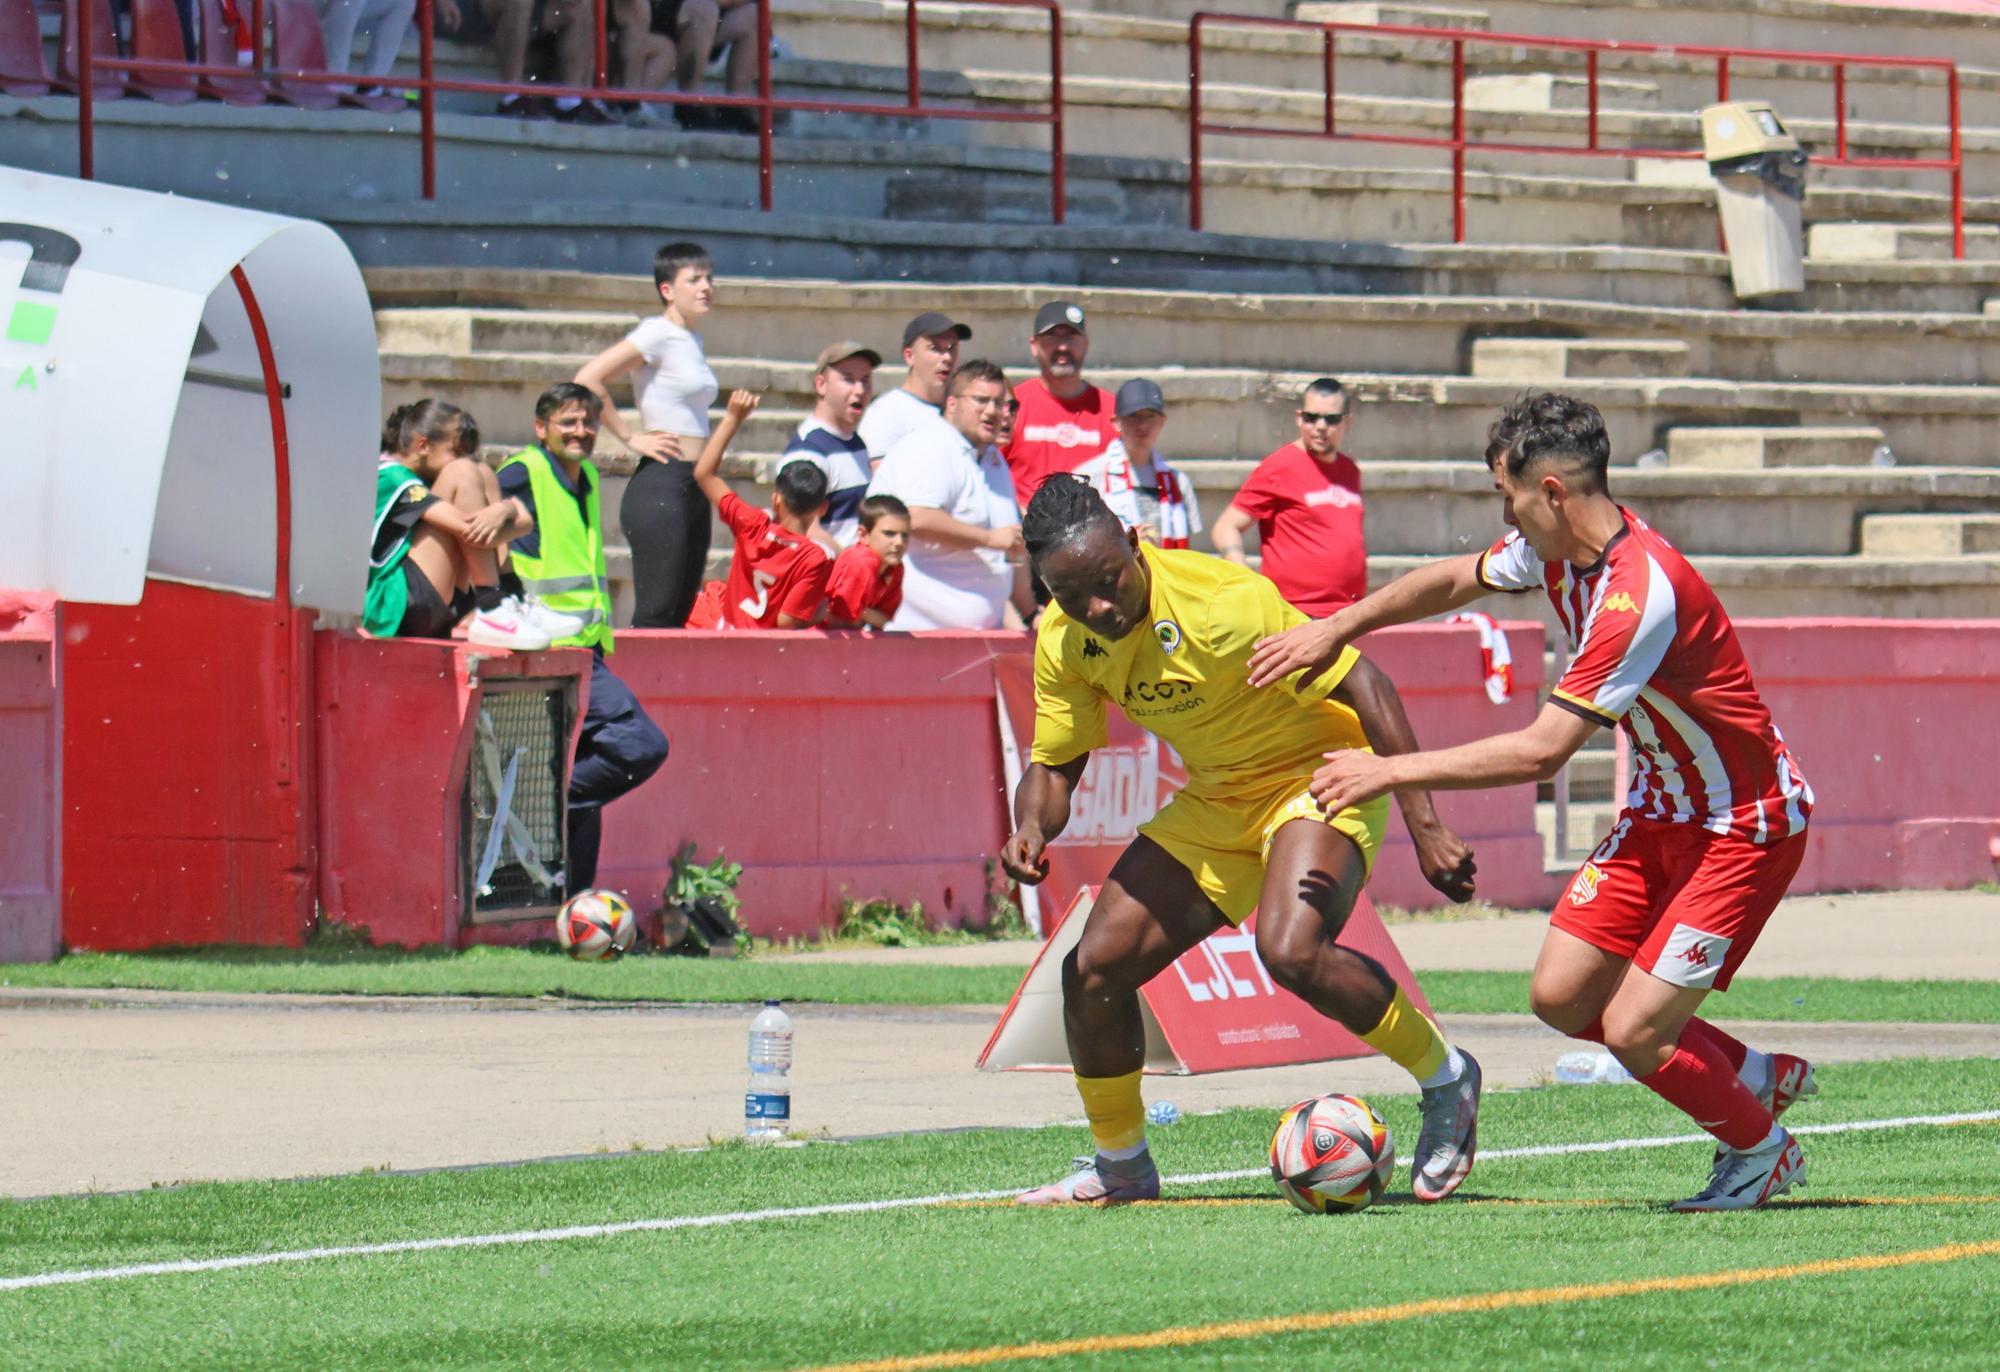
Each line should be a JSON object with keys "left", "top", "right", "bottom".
{"left": 745, "top": 1000, "right": 794, "bottom": 1141}
{"left": 1554, "top": 1050, "right": 1634, "bottom": 1085}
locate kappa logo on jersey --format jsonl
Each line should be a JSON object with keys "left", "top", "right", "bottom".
{"left": 1082, "top": 638, "right": 1108, "bottom": 659}
{"left": 1657, "top": 923, "right": 1732, "bottom": 988}
{"left": 1569, "top": 862, "right": 1604, "bottom": 906}
{"left": 1601, "top": 591, "right": 1640, "bottom": 614}
{"left": 1154, "top": 619, "right": 1183, "bottom": 655}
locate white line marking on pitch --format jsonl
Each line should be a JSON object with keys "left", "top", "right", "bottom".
{"left": 4, "top": 1108, "right": 1995, "bottom": 1294}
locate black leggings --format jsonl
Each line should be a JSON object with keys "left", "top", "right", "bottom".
{"left": 621, "top": 456, "right": 712, "bottom": 628}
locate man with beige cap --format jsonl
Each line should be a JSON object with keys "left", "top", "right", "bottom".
{"left": 780, "top": 339, "right": 884, "bottom": 548}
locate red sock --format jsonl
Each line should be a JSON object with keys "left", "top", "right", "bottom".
{"left": 1637, "top": 1024, "right": 1772, "bottom": 1150}
{"left": 1681, "top": 1016, "right": 1749, "bottom": 1072}
{"left": 1573, "top": 1017, "right": 1606, "bottom": 1045}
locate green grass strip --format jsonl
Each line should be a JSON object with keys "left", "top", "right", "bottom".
{"left": 2, "top": 951, "right": 1996, "bottom": 1022}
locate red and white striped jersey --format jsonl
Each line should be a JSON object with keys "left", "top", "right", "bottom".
{"left": 1477, "top": 510, "right": 1813, "bottom": 843}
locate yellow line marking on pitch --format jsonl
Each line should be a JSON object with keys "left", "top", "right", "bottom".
{"left": 795, "top": 1239, "right": 2000, "bottom": 1372}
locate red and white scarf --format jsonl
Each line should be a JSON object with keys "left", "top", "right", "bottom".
{"left": 1446, "top": 610, "right": 1514, "bottom": 704}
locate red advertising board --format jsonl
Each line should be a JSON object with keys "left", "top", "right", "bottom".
{"left": 984, "top": 656, "right": 1434, "bottom": 1074}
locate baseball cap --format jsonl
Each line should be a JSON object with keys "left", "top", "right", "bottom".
{"left": 902, "top": 312, "right": 972, "bottom": 348}
{"left": 1115, "top": 378, "right": 1165, "bottom": 418}
{"left": 1033, "top": 300, "right": 1087, "bottom": 336}
{"left": 814, "top": 339, "right": 882, "bottom": 372}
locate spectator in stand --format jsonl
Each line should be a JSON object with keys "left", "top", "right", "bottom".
{"left": 365, "top": 399, "right": 576, "bottom": 650}
{"left": 1005, "top": 300, "right": 1115, "bottom": 501}
{"left": 1071, "top": 378, "right": 1201, "bottom": 549}
{"left": 859, "top": 311, "right": 970, "bottom": 464}
{"left": 610, "top": 0, "right": 760, "bottom": 131}
{"left": 574, "top": 241, "right": 720, "bottom": 627}
{"left": 779, "top": 340, "right": 882, "bottom": 550}
{"left": 319, "top": 0, "right": 418, "bottom": 90}
{"left": 498, "top": 383, "right": 670, "bottom": 895}
{"left": 868, "top": 359, "right": 1033, "bottom": 631}
{"left": 1209, "top": 378, "right": 1367, "bottom": 618}
{"left": 824, "top": 494, "right": 911, "bottom": 629}
{"left": 486, "top": 0, "right": 612, "bottom": 123}
{"left": 686, "top": 390, "right": 834, "bottom": 630}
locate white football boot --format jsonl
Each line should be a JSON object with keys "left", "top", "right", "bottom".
{"left": 1015, "top": 1154, "right": 1160, "bottom": 1206}
{"left": 1412, "top": 1051, "right": 1482, "bottom": 1202}
{"left": 1675, "top": 1126, "right": 1806, "bottom": 1212}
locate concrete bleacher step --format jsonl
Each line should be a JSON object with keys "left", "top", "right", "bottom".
{"left": 1809, "top": 223, "right": 2000, "bottom": 264}
{"left": 1295, "top": 3, "right": 1492, "bottom": 30}
{"left": 370, "top": 276, "right": 2000, "bottom": 389}
{"left": 1469, "top": 337, "right": 1690, "bottom": 380}
{"left": 1860, "top": 513, "right": 2000, "bottom": 558}
{"left": 1666, "top": 426, "right": 1885, "bottom": 470}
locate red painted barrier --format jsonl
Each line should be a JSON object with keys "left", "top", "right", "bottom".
{"left": 0, "top": 595, "right": 59, "bottom": 963}
{"left": 314, "top": 632, "right": 590, "bottom": 947}
{"left": 1736, "top": 619, "right": 2000, "bottom": 893}
{"left": 61, "top": 581, "right": 317, "bottom": 951}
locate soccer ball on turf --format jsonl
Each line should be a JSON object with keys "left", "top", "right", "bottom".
{"left": 556, "top": 889, "right": 637, "bottom": 961}
{"left": 1269, "top": 1093, "right": 1395, "bottom": 1214}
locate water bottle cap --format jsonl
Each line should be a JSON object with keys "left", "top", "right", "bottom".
{"left": 763, "top": 999, "right": 780, "bottom": 1008}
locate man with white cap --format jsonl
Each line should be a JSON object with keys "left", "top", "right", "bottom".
{"left": 1006, "top": 299, "right": 1115, "bottom": 502}
{"left": 1071, "top": 378, "right": 1201, "bottom": 549}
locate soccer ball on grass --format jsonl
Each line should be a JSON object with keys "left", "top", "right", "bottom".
{"left": 1269, "top": 1093, "right": 1395, "bottom": 1214}
{"left": 556, "top": 889, "right": 638, "bottom": 961}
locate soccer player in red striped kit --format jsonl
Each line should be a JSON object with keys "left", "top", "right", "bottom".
{"left": 1248, "top": 392, "right": 1818, "bottom": 1211}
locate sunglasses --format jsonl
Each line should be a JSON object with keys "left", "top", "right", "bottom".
{"left": 1298, "top": 410, "right": 1349, "bottom": 426}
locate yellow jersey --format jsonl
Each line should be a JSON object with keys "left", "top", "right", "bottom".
{"left": 1030, "top": 545, "right": 1371, "bottom": 798}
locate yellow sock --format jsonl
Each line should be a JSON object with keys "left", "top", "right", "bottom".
{"left": 1360, "top": 986, "right": 1450, "bottom": 1083}
{"left": 1074, "top": 1069, "right": 1147, "bottom": 1155}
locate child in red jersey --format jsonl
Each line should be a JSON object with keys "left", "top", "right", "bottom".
{"left": 824, "top": 494, "right": 911, "bottom": 629}
{"left": 688, "top": 390, "right": 833, "bottom": 629}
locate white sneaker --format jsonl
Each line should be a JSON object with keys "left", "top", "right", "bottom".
{"left": 465, "top": 601, "right": 552, "bottom": 651}
{"left": 1014, "top": 1154, "right": 1160, "bottom": 1206}
{"left": 514, "top": 595, "right": 586, "bottom": 639}
{"left": 1674, "top": 1127, "right": 1805, "bottom": 1212}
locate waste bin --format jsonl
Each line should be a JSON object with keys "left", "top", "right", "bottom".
{"left": 1701, "top": 101, "right": 1808, "bottom": 298}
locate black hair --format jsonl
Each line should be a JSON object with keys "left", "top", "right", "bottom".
{"left": 858, "top": 493, "right": 910, "bottom": 529}
{"left": 775, "top": 460, "right": 829, "bottom": 513}
{"left": 1485, "top": 392, "right": 1612, "bottom": 493}
{"left": 947, "top": 358, "right": 1007, "bottom": 396}
{"left": 383, "top": 399, "right": 467, "bottom": 456}
{"left": 454, "top": 409, "right": 481, "bottom": 457}
{"left": 653, "top": 241, "right": 712, "bottom": 293}
{"left": 1023, "top": 473, "right": 1123, "bottom": 563}
{"left": 535, "top": 382, "right": 602, "bottom": 423}
{"left": 1302, "top": 377, "right": 1346, "bottom": 407}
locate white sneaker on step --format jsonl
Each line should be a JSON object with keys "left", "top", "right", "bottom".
{"left": 465, "top": 601, "right": 552, "bottom": 651}
{"left": 513, "top": 595, "right": 586, "bottom": 639}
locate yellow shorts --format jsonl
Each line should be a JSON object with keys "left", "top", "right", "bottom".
{"left": 1137, "top": 773, "right": 1390, "bottom": 925}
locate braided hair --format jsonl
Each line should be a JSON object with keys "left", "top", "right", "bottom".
{"left": 1023, "top": 473, "right": 1123, "bottom": 563}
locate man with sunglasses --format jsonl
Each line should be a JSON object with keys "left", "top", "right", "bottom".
{"left": 1210, "top": 379, "right": 1367, "bottom": 618}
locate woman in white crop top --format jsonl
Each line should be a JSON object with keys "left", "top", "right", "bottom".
{"left": 575, "top": 240, "right": 722, "bottom": 627}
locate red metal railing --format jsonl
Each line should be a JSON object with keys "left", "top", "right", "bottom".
{"left": 75, "top": 0, "right": 1066, "bottom": 223}
{"left": 1189, "top": 13, "right": 1964, "bottom": 258}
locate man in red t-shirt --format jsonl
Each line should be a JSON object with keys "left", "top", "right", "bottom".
{"left": 824, "top": 494, "right": 910, "bottom": 629}
{"left": 1248, "top": 392, "right": 1818, "bottom": 1213}
{"left": 1211, "top": 378, "right": 1365, "bottom": 617}
{"left": 1005, "top": 300, "right": 1116, "bottom": 500}
{"left": 688, "top": 390, "right": 833, "bottom": 629}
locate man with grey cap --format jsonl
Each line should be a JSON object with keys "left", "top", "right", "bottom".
{"left": 780, "top": 339, "right": 883, "bottom": 548}
{"left": 1072, "top": 378, "right": 1202, "bottom": 549}
{"left": 1006, "top": 299, "right": 1116, "bottom": 500}
{"left": 859, "top": 310, "right": 973, "bottom": 467}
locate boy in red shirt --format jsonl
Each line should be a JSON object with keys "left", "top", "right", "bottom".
{"left": 688, "top": 390, "right": 834, "bottom": 629}
{"left": 824, "top": 494, "right": 911, "bottom": 629}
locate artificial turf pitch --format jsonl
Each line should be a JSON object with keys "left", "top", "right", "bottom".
{"left": 5, "top": 1058, "right": 1998, "bottom": 1370}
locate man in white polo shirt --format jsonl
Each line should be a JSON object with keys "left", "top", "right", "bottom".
{"left": 867, "top": 359, "right": 1034, "bottom": 630}
{"left": 858, "top": 310, "right": 972, "bottom": 465}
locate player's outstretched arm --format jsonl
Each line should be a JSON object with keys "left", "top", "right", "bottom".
{"left": 1312, "top": 700, "right": 1600, "bottom": 817}
{"left": 1247, "top": 552, "right": 1489, "bottom": 690}
{"left": 1331, "top": 655, "right": 1478, "bottom": 903}
{"left": 999, "top": 754, "right": 1090, "bottom": 886}
{"left": 691, "top": 389, "right": 761, "bottom": 507}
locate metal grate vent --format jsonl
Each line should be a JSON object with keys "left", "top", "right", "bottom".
{"left": 464, "top": 680, "right": 572, "bottom": 920}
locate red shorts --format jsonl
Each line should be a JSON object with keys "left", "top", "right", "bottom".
{"left": 1551, "top": 814, "right": 1807, "bottom": 992}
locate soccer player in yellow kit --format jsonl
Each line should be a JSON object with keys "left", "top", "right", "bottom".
{"left": 1002, "top": 477, "right": 1484, "bottom": 1205}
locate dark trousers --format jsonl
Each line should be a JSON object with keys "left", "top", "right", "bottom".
{"left": 568, "top": 651, "right": 669, "bottom": 894}
{"left": 622, "top": 457, "right": 712, "bottom": 628}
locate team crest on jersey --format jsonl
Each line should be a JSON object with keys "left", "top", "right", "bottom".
{"left": 404, "top": 487, "right": 426, "bottom": 502}
{"left": 1153, "top": 620, "right": 1183, "bottom": 655}
{"left": 1602, "top": 591, "right": 1640, "bottom": 613}
{"left": 1569, "top": 862, "right": 1604, "bottom": 906}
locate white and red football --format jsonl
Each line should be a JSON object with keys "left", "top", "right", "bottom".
{"left": 1269, "top": 1093, "right": 1395, "bottom": 1214}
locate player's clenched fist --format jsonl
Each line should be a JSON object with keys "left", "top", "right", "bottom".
{"left": 725, "top": 389, "right": 761, "bottom": 421}
{"left": 1247, "top": 617, "right": 1351, "bottom": 690}
{"left": 1411, "top": 824, "right": 1478, "bottom": 905}
{"left": 999, "top": 828, "right": 1051, "bottom": 885}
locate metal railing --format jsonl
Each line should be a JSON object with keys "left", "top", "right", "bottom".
{"left": 1188, "top": 12, "right": 1963, "bottom": 256}
{"left": 73, "top": 0, "right": 1067, "bottom": 223}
